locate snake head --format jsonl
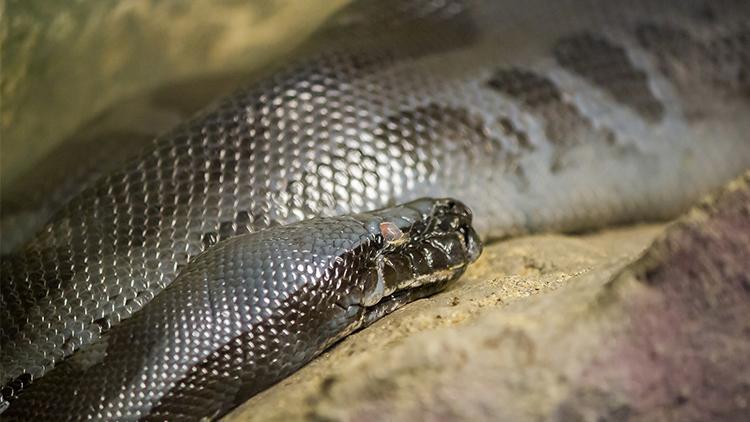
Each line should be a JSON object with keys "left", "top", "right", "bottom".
{"left": 359, "top": 198, "right": 482, "bottom": 309}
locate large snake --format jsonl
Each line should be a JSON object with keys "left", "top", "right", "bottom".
{"left": 2, "top": 0, "right": 749, "bottom": 419}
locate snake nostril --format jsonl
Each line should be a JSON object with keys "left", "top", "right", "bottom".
{"left": 450, "top": 201, "right": 472, "bottom": 222}
{"left": 459, "top": 224, "right": 482, "bottom": 262}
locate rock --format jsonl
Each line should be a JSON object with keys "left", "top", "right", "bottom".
{"left": 226, "top": 172, "right": 750, "bottom": 421}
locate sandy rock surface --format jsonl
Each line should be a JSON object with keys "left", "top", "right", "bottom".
{"left": 227, "top": 173, "right": 750, "bottom": 421}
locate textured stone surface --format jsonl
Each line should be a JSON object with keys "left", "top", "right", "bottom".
{"left": 226, "top": 173, "right": 750, "bottom": 421}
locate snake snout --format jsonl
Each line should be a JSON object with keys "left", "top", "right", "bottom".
{"left": 361, "top": 198, "right": 483, "bottom": 309}
{"left": 461, "top": 222, "right": 483, "bottom": 264}
{"left": 425, "top": 198, "right": 483, "bottom": 264}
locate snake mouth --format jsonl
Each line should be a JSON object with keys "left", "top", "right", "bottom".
{"left": 361, "top": 198, "right": 483, "bottom": 310}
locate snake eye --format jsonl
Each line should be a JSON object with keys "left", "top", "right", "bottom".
{"left": 380, "top": 221, "right": 407, "bottom": 245}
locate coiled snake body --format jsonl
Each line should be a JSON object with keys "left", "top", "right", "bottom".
{"left": 2, "top": 0, "right": 749, "bottom": 419}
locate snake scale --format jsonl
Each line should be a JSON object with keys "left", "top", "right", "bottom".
{"left": 1, "top": 0, "right": 749, "bottom": 419}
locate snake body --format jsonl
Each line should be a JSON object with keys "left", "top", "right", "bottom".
{"left": 4, "top": 198, "right": 481, "bottom": 420}
{"left": 2, "top": 0, "right": 750, "bottom": 419}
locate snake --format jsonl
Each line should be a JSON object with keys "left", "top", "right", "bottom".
{"left": 1, "top": 0, "right": 749, "bottom": 419}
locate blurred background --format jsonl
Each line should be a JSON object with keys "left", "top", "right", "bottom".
{"left": 0, "top": 0, "right": 348, "bottom": 250}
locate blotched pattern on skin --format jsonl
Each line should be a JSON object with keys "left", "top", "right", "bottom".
{"left": 4, "top": 199, "right": 480, "bottom": 420}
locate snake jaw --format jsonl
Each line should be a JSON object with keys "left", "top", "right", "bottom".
{"left": 361, "top": 262, "right": 386, "bottom": 307}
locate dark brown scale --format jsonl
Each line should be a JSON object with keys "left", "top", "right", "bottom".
{"left": 635, "top": 23, "right": 708, "bottom": 89}
{"left": 487, "top": 67, "right": 564, "bottom": 108}
{"left": 553, "top": 32, "right": 665, "bottom": 123}
{"left": 498, "top": 116, "right": 534, "bottom": 151}
{"left": 487, "top": 68, "right": 588, "bottom": 147}
{"left": 487, "top": 68, "right": 617, "bottom": 171}
{"left": 375, "top": 103, "right": 522, "bottom": 184}
{"left": 707, "top": 27, "right": 750, "bottom": 98}
{"left": 635, "top": 21, "right": 750, "bottom": 111}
